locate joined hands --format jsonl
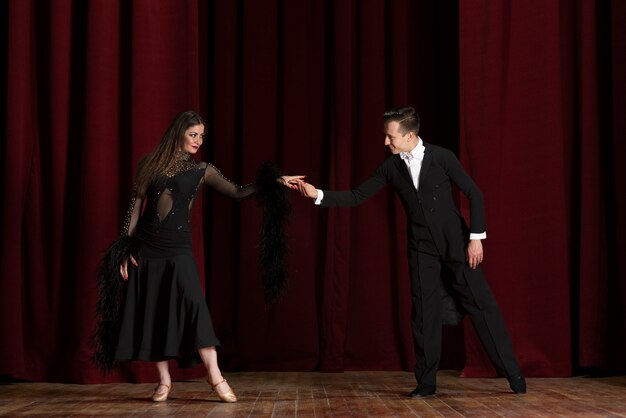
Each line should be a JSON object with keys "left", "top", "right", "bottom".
{"left": 277, "top": 175, "right": 306, "bottom": 190}
{"left": 277, "top": 175, "right": 318, "bottom": 199}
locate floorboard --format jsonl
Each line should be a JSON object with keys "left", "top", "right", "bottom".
{"left": 1, "top": 370, "right": 625, "bottom": 417}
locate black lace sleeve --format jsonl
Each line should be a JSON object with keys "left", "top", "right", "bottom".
{"left": 202, "top": 163, "right": 258, "bottom": 200}
{"left": 121, "top": 188, "right": 143, "bottom": 236}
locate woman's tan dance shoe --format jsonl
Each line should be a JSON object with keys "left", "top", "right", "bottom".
{"left": 152, "top": 383, "right": 172, "bottom": 402}
{"left": 209, "top": 377, "right": 237, "bottom": 402}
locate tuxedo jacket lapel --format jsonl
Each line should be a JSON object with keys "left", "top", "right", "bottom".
{"left": 394, "top": 155, "right": 416, "bottom": 190}
{"left": 418, "top": 144, "right": 433, "bottom": 191}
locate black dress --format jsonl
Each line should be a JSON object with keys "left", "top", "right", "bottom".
{"left": 113, "top": 155, "right": 256, "bottom": 368}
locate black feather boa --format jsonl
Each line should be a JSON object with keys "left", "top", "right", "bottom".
{"left": 255, "top": 161, "right": 292, "bottom": 305}
{"left": 91, "top": 235, "right": 137, "bottom": 372}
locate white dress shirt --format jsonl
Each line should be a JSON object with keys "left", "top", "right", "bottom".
{"left": 399, "top": 138, "right": 425, "bottom": 190}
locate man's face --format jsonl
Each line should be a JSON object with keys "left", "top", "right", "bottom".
{"left": 384, "top": 121, "right": 414, "bottom": 154}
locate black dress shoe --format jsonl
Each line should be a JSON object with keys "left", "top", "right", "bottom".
{"left": 409, "top": 386, "right": 436, "bottom": 397}
{"left": 508, "top": 375, "right": 527, "bottom": 394}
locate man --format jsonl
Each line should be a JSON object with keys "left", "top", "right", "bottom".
{"left": 297, "top": 107, "right": 526, "bottom": 397}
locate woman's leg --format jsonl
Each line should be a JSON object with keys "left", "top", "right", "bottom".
{"left": 198, "top": 346, "right": 221, "bottom": 383}
{"left": 198, "top": 346, "right": 235, "bottom": 398}
{"left": 150, "top": 360, "right": 173, "bottom": 401}
{"left": 154, "top": 361, "right": 172, "bottom": 394}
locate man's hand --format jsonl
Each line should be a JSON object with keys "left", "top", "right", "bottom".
{"left": 297, "top": 181, "right": 318, "bottom": 199}
{"left": 120, "top": 254, "right": 138, "bottom": 281}
{"left": 466, "top": 239, "right": 483, "bottom": 269}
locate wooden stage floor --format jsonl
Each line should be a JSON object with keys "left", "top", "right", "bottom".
{"left": 1, "top": 370, "right": 625, "bottom": 417}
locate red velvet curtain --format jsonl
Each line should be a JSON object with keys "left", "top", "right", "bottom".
{"left": 1, "top": 0, "right": 624, "bottom": 384}
{"left": 458, "top": 0, "right": 626, "bottom": 377}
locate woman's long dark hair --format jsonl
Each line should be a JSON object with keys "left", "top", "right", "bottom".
{"left": 135, "top": 110, "right": 205, "bottom": 195}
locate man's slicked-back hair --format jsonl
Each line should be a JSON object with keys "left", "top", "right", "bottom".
{"left": 383, "top": 106, "right": 420, "bottom": 135}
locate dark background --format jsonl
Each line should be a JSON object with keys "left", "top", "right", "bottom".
{"left": 1, "top": 0, "right": 625, "bottom": 384}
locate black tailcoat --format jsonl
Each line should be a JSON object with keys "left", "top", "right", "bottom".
{"left": 320, "top": 143, "right": 521, "bottom": 386}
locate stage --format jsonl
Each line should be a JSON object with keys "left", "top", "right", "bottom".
{"left": 1, "top": 371, "right": 625, "bottom": 417}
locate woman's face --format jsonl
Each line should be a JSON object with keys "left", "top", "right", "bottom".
{"left": 180, "top": 124, "right": 205, "bottom": 154}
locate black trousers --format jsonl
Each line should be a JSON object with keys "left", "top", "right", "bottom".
{"left": 408, "top": 226, "right": 521, "bottom": 387}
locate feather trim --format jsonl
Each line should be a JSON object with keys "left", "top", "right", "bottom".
{"left": 255, "top": 161, "right": 292, "bottom": 305}
{"left": 91, "top": 235, "right": 137, "bottom": 372}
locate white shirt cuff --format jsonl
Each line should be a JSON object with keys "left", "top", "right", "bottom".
{"left": 314, "top": 189, "right": 324, "bottom": 205}
{"left": 470, "top": 232, "right": 486, "bottom": 240}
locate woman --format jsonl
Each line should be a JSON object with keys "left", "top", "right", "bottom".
{"left": 94, "top": 110, "right": 301, "bottom": 402}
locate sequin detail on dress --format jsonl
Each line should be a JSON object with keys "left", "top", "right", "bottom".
{"left": 122, "top": 189, "right": 138, "bottom": 236}
{"left": 164, "top": 152, "right": 198, "bottom": 178}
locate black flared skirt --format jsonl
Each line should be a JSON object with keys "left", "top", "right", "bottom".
{"left": 114, "top": 243, "right": 220, "bottom": 368}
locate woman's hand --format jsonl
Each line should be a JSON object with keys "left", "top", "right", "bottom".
{"left": 120, "top": 254, "right": 138, "bottom": 281}
{"left": 277, "top": 175, "right": 306, "bottom": 190}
